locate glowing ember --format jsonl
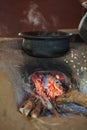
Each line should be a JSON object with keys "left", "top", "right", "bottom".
{"left": 29, "top": 71, "right": 65, "bottom": 102}
{"left": 56, "top": 74, "right": 60, "bottom": 80}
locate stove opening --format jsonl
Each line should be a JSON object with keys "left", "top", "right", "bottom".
{"left": 18, "top": 58, "right": 87, "bottom": 118}
{"left": 19, "top": 70, "right": 72, "bottom": 118}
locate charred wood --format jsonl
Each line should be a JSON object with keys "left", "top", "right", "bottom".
{"left": 56, "top": 89, "right": 87, "bottom": 109}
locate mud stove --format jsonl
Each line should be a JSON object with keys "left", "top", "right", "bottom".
{"left": 0, "top": 34, "right": 87, "bottom": 119}
{"left": 19, "top": 45, "right": 87, "bottom": 117}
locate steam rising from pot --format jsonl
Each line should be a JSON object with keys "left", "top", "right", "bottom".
{"left": 27, "top": 2, "right": 48, "bottom": 30}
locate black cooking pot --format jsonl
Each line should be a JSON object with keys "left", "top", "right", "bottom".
{"left": 18, "top": 31, "right": 72, "bottom": 58}
{"left": 78, "top": 2, "right": 87, "bottom": 43}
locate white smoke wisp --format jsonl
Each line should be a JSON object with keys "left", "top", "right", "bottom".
{"left": 27, "top": 3, "right": 48, "bottom": 30}
{"left": 0, "top": 23, "right": 9, "bottom": 35}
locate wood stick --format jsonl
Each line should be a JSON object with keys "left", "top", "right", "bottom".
{"left": 56, "top": 89, "right": 87, "bottom": 108}
{"left": 19, "top": 93, "right": 37, "bottom": 116}
{"left": 52, "top": 107, "right": 59, "bottom": 117}
{"left": 30, "top": 100, "right": 43, "bottom": 118}
{"left": 19, "top": 100, "right": 33, "bottom": 116}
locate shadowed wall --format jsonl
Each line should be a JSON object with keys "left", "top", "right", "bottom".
{"left": 0, "top": 0, "right": 82, "bottom": 37}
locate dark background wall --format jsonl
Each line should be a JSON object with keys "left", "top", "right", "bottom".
{"left": 0, "top": 0, "right": 82, "bottom": 37}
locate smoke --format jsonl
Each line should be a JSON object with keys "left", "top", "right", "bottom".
{"left": 0, "top": 23, "right": 9, "bottom": 35}
{"left": 50, "top": 16, "right": 57, "bottom": 27}
{"left": 20, "top": 2, "right": 59, "bottom": 30}
{"left": 27, "top": 3, "right": 48, "bottom": 30}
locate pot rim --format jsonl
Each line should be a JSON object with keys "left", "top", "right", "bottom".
{"left": 18, "top": 31, "right": 72, "bottom": 40}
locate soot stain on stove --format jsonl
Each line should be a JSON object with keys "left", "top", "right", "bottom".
{"left": 20, "top": 58, "right": 76, "bottom": 94}
{"left": 20, "top": 59, "right": 73, "bottom": 78}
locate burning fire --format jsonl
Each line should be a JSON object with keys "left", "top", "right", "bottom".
{"left": 29, "top": 71, "right": 64, "bottom": 102}
{"left": 19, "top": 71, "right": 70, "bottom": 117}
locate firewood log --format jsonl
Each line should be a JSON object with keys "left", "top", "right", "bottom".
{"left": 56, "top": 89, "right": 87, "bottom": 108}
{"left": 19, "top": 93, "right": 37, "bottom": 116}
{"left": 30, "top": 100, "right": 43, "bottom": 118}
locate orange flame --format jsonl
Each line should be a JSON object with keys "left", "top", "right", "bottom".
{"left": 32, "top": 73, "right": 64, "bottom": 101}
{"left": 55, "top": 74, "right": 60, "bottom": 80}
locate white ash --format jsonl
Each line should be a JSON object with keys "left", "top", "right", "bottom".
{"left": 64, "top": 46, "right": 87, "bottom": 95}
